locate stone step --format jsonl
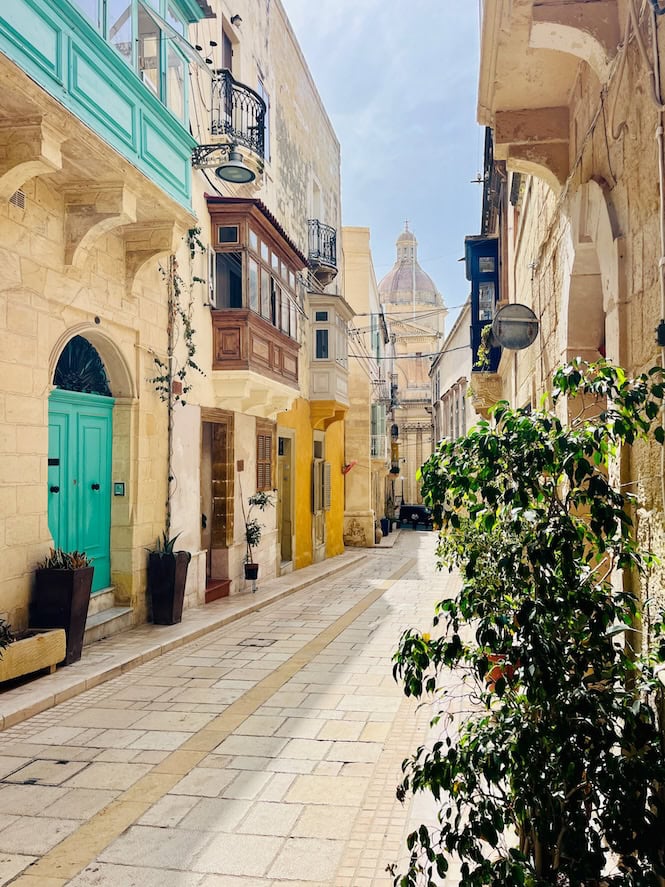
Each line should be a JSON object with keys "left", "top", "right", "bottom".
{"left": 205, "top": 579, "right": 231, "bottom": 603}
{"left": 87, "top": 587, "right": 116, "bottom": 617}
{"left": 83, "top": 606, "right": 133, "bottom": 646}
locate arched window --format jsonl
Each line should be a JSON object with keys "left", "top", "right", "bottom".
{"left": 54, "top": 336, "right": 112, "bottom": 396}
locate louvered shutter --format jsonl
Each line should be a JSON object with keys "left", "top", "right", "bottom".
{"left": 323, "top": 461, "right": 331, "bottom": 511}
{"left": 256, "top": 432, "right": 272, "bottom": 491}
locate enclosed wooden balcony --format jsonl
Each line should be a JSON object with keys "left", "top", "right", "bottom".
{"left": 212, "top": 309, "right": 298, "bottom": 386}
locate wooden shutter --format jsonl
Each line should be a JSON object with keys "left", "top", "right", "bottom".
{"left": 323, "top": 461, "right": 331, "bottom": 511}
{"left": 256, "top": 423, "right": 274, "bottom": 491}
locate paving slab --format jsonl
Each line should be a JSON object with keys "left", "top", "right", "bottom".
{"left": 0, "top": 536, "right": 461, "bottom": 885}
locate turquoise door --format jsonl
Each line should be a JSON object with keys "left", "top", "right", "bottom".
{"left": 48, "top": 390, "right": 114, "bottom": 592}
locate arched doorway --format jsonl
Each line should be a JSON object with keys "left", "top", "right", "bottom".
{"left": 48, "top": 336, "right": 115, "bottom": 592}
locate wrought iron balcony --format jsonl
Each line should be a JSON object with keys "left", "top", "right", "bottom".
{"left": 192, "top": 69, "right": 266, "bottom": 172}
{"left": 308, "top": 219, "right": 338, "bottom": 286}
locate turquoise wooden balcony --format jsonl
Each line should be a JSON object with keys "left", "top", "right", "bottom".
{"left": 0, "top": 0, "right": 208, "bottom": 208}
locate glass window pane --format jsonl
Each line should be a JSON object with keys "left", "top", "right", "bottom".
{"left": 271, "top": 252, "right": 279, "bottom": 272}
{"left": 478, "top": 282, "right": 495, "bottom": 321}
{"left": 167, "top": 45, "right": 185, "bottom": 121}
{"left": 261, "top": 241, "right": 269, "bottom": 262}
{"left": 290, "top": 301, "right": 297, "bottom": 340}
{"left": 108, "top": 0, "right": 133, "bottom": 64}
{"left": 74, "top": 0, "right": 101, "bottom": 28}
{"left": 249, "top": 258, "right": 259, "bottom": 312}
{"left": 167, "top": 4, "right": 185, "bottom": 34}
{"left": 315, "top": 329, "right": 329, "bottom": 360}
{"left": 281, "top": 290, "right": 289, "bottom": 334}
{"left": 260, "top": 268, "right": 270, "bottom": 319}
{"left": 218, "top": 225, "right": 238, "bottom": 244}
{"left": 138, "top": 5, "right": 160, "bottom": 95}
{"left": 271, "top": 281, "right": 279, "bottom": 327}
{"left": 315, "top": 311, "right": 328, "bottom": 322}
{"left": 479, "top": 256, "right": 495, "bottom": 273}
{"left": 249, "top": 229, "right": 258, "bottom": 252}
{"left": 289, "top": 270, "right": 295, "bottom": 289}
{"left": 281, "top": 260, "right": 288, "bottom": 282}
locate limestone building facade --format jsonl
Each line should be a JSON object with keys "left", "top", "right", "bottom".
{"left": 476, "top": 0, "right": 665, "bottom": 636}
{"left": 378, "top": 225, "right": 446, "bottom": 504}
{"left": 0, "top": 0, "right": 349, "bottom": 643}
{"left": 342, "top": 226, "right": 392, "bottom": 547}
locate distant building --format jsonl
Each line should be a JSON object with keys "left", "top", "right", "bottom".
{"left": 342, "top": 227, "right": 391, "bottom": 546}
{"left": 378, "top": 225, "right": 446, "bottom": 504}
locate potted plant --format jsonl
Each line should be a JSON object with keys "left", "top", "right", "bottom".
{"left": 147, "top": 532, "right": 191, "bottom": 625}
{"left": 30, "top": 548, "right": 94, "bottom": 665}
{"left": 242, "top": 491, "right": 274, "bottom": 581}
{"left": 0, "top": 618, "right": 66, "bottom": 682}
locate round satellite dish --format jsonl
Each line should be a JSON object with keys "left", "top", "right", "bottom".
{"left": 491, "top": 303, "right": 539, "bottom": 350}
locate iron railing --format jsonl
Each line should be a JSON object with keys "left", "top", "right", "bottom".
{"left": 210, "top": 68, "right": 265, "bottom": 158}
{"left": 308, "top": 219, "right": 337, "bottom": 269}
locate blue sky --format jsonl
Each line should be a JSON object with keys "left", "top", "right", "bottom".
{"left": 281, "top": 0, "right": 483, "bottom": 326}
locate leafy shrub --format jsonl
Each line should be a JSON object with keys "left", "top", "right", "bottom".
{"left": 392, "top": 360, "right": 665, "bottom": 886}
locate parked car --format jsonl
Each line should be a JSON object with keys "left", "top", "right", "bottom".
{"left": 398, "top": 504, "right": 434, "bottom": 529}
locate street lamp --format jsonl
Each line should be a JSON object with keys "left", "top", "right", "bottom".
{"left": 215, "top": 146, "right": 256, "bottom": 184}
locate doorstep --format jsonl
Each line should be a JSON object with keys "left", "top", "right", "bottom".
{"left": 0, "top": 550, "right": 367, "bottom": 731}
{"left": 375, "top": 528, "right": 402, "bottom": 549}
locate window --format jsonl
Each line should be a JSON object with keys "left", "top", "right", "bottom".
{"left": 167, "top": 43, "right": 185, "bottom": 119}
{"left": 256, "top": 422, "right": 274, "bottom": 491}
{"left": 109, "top": 0, "right": 133, "bottom": 63}
{"left": 248, "top": 258, "right": 259, "bottom": 312}
{"left": 257, "top": 79, "right": 270, "bottom": 161}
{"left": 315, "top": 329, "right": 329, "bottom": 360}
{"left": 74, "top": 0, "right": 102, "bottom": 26}
{"left": 218, "top": 226, "right": 238, "bottom": 244}
{"left": 215, "top": 252, "right": 242, "bottom": 308}
{"left": 137, "top": 5, "right": 160, "bottom": 93}
{"left": 478, "top": 282, "right": 495, "bottom": 321}
{"left": 315, "top": 311, "right": 328, "bottom": 322}
{"left": 209, "top": 205, "right": 301, "bottom": 341}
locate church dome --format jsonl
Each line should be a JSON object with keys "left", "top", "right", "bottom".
{"left": 378, "top": 224, "right": 444, "bottom": 308}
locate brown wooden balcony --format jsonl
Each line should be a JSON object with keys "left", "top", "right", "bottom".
{"left": 212, "top": 308, "right": 299, "bottom": 388}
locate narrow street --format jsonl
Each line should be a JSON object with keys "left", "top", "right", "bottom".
{"left": 0, "top": 533, "right": 458, "bottom": 887}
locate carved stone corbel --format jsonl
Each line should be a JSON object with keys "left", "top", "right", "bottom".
{"left": 124, "top": 222, "right": 182, "bottom": 292}
{"left": 64, "top": 184, "right": 137, "bottom": 267}
{"left": 0, "top": 117, "right": 66, "bottom": 201}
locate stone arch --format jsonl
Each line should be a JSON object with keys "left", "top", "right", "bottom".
{"left": 49, "top": 323, "right": 136, "bottom": 399}
{"left": 560, "top": 179, "right": 623, "bottom": 366}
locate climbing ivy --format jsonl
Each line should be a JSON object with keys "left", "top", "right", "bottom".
{"left": 392, "top": 360, "right": 665, "bottom": 886}
{"left": 149, "top": 227, "right": 206, "bottom": 537}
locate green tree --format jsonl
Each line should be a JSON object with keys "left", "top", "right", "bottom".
{"left": 392, "top": 361, "right": 665, "bottom": 886}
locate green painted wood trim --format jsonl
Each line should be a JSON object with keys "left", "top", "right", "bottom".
{"left": 170, "top": 0, "right": 208, "bottom": 24}
{"left": 0, "top": 0, "right": 196, "bottom": 207}
{"left": 50, "top": 389, "right": 116, "bottom": 409}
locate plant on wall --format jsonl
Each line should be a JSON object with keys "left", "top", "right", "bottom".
{"left": 392, "top": 360, "right": 665, "bottom": 886}
{"left": 149, "top": 227, "right": 206, "bottom": 537}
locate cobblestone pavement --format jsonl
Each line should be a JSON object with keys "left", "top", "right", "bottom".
{"left": 0, "top": 533, "right": 461, "bottom": 887}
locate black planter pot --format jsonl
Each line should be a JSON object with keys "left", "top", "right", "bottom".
{"left": 148, "top": 551, "right": 191, "bottom": 625}
{"left": 244, "top": 562, "right": 259, "bottom": 581}
{"left": 31, "top": 566, "right": 94, "bottom": 665}
{"left": 380, "top": 518, "right": 390, "bottom": 536}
